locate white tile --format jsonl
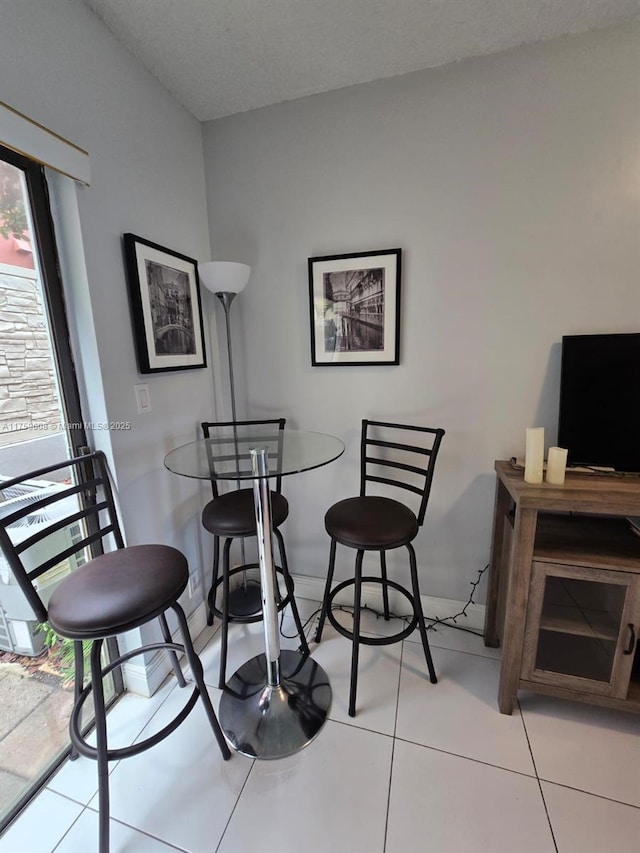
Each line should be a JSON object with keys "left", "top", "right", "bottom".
{"left": 396, "top": 644, "right": 535, "bottom": 775}
{"left": 281, "top": 595, "right": 322, "bottom": 622}
{"left": 386, "top": 740, "right": 555, "bottom": 853}
{"left": 316, "top": 604, "right": 500, "bottom": 660}
{"left": 542, "top": 782, "right": 640, "bottom": 853}
{"left": 418, "top": 622, "right": 502, "bottom": 661}
{"left": 11, "top": 612, "right": 640, "bottom": 853}
{"left": 280, "top": 596, "right": 322, "bottom": 640}
{"left": 53, "top": 808, "right": 182, "bottom": 853}
{"left": 310, "top": 624, "right": 402, "bottom": 735}
{"left": 45, "top": 753, "right": 100, "bottom": 810}
{"left": 191, "top": 620, "right": 219, "bottom": 656}
{"left": 218, "top": 720, "right": 392, "bottom": 853}
{"left": 192, "top": 616, "right": 308, "bottom": 689}
{"left": 0, "top": 789, "right": 82, "bottom": 853}
{"left": 92, "top": 684, "right": 252, "bottom": 852}
{"left": 519, "top": 692, "right": 640, "bottom": 806}
{"left": 323, "top": 604, "right": 412, "bottom": 642}
{"left": 47, "top": 678, "right": 178, "bottom": 805}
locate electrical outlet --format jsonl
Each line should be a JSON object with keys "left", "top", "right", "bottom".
{"left": 188, "top": 573, "right": 198, "bottom": 597}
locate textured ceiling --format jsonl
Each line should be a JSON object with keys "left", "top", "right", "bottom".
{"left": 82, "top": 0, "right": 640, "bottom": 121}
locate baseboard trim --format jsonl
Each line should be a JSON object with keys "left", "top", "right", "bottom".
{"left": 290, "top": 573, "right": 486, "bottom": 633}
{"left": 123, "top": 576, "right": 486, "bottom": 696}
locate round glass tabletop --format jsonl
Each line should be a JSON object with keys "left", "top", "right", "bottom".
{"left": 164, "top": 426, "right": 345, "bottom": 481}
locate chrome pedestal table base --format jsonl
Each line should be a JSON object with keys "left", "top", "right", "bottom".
{"left": 219, "top": 649, "right": 331, "bottom": 758}
{"left": 218, "top": 448, "right": 332, "bottom": 758}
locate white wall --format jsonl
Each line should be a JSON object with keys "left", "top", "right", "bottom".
{"left": 202, "top": 22, "right": 640, "bottom": 602}
{"left": 0, "top": 0, "right": 221, "bottom": 618}
{"left": 1, "top": 4, "right": 638, "bottom": 613}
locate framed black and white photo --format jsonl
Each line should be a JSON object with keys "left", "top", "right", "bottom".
{"left": 123, "top": 233, "right": 207, "bottom": 374}
{"left": 308, "top": 248, "right": 401, "bottom": 366}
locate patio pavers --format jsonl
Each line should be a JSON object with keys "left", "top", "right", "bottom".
{"left": 0, "top": 665, "right": 71, "bottom": 818}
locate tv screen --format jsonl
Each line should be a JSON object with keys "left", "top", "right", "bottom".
{"left": 558, "top": 333, "right": 640, "bottom": 473}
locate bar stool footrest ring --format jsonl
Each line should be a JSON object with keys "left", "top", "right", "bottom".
{"left": 70, "top": 641, "right": 203, "bottom": 762}
{"left": 326, "top": 577, "right": 419, "bottom": 646}
{"left": 207, "top": 562, "right": 291, "bottom": 623}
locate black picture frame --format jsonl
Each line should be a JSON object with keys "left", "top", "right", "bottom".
{"left": 308, "top": 248, "right": 401, "bottom": 366}
{"left": 123, "top": 233, "right": 207, "bottom": 374}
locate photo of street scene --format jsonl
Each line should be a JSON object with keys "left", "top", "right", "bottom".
{"left": 144, "top": 260, "right": 196, "bottom": 355}
{"left": 322, "top": 266, "right": 384, "bottom": 353}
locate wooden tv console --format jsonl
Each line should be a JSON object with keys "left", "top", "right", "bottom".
{"left": 484, "top": 460, "right": 640, "bottom": 714}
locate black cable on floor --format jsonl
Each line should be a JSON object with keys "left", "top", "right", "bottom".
{"left": 279, "top": 564, "right": 489, "bottom": 641}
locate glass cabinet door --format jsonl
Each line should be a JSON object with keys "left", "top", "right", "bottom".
{"left": 523, "top": 562, "right": 639, "bottom": 697}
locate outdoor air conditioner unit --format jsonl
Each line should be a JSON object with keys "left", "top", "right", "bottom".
{"left": 0, "top": 479, "right": 86, "bottom": 656}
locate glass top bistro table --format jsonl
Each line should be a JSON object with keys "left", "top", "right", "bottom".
{"left": 164, "top": 426, "right": 344, "bottom": 759}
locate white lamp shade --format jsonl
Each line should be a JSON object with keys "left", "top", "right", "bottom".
{"left": 198, "top": 261, "right": 250, "bottom": 295}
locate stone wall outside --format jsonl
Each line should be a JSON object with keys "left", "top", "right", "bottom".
{"left": 0, "top": 267, "right": 62, "bottom": 448}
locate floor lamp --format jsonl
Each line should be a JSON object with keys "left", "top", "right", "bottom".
{"left": 198, "top": 261, "right": 250, "bottom": 423}
{"left": 198, "top": 261, "right": 260, "bottom": 614}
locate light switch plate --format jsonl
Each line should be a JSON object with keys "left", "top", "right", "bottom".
{"left": 134, "top": 383, "right": 151, "bottom": 413}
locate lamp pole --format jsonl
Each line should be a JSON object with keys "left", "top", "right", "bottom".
{"left": 215, "top": 289, "right": 258, "bottom": 613}
{"left": 199, "top": 261, "right": 258, "bottom": 615}
{"left": 215, "top": 292, "right": 238, "bottom": 423}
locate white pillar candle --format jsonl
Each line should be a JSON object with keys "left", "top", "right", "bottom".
{"left": 524, "top": 427, "right": 544, "bottom": 484}
{"left": 546, "top": 446, "right": 568, "bottom": 485}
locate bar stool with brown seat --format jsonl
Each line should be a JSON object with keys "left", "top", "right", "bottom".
{"left": 0, "top": 451, "right": 231, "bottom": 853}
{"left": 314, "top": 419, "right": 445, "bottom": 717}
{"left": 201, "top": 418, "right": 309, "bottom": 688}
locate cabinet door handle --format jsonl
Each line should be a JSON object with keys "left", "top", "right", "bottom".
{"left": 623, "top": 623, "right": 636, "bottom": 656}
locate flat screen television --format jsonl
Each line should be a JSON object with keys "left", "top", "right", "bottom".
{"left": 558, "top": 332, "right": 640, "bottom": 473}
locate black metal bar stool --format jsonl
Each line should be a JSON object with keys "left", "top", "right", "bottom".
{"left": 314, "top": 419, "right": 445, "bottom": 717}
{"left": 201, "top": 418, "right": 309, "bottom": 688}
{"left": 0, "top": 451, "right": 231, "bottom": 853}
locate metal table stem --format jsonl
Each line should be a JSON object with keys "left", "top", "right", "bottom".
{"left": 218, "top": 447, "right": 331, "bottom": 758}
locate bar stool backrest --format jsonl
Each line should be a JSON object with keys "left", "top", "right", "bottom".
{"left": 360, "top": 419, "right": 445, "bottom": 526}
{"left": 201, "top": 418, "right": 286, "bottom": 498}
{"left": 0, "top": 451, "right": 124, "bottom": 625}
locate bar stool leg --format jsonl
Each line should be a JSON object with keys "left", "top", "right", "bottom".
{"left": 171, "top": 603, "right": 231, "bottom": 760}
{"left": 348, "top": 549, "right": 365, "bottom": 717}
{"left": 69, "top": 641, "right": 84, "bottom": 761}
{"left": 273, "top": 531, "right": 284, "bottom": 608}
{"left": 314, "top": 538, "right": 337, "bottom": 643}
{"left": 89, "top": 639, "right": 110, "bottom": 853}
{"left": 379, "top": 551, "right": 391, "bottom": 621}
{"left": 207, "top": 536, "right": 221, "bottom": 626}
{"left": 158, "top": 612, "right": 187, "bottom": 687}
{"left": 407, "top": 543, "right": 437, "bottom": 684}
{"left": 275, "top": 528, "right": 309, "bottom": 656}
{"left": 219, "top": 538, "right": 233, "bottom": 689}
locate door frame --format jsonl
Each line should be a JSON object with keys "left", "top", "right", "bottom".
{"left": 0, "top": 144, "right": 124, "bottom": 833}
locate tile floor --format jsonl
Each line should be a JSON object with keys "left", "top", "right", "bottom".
{"left": 1, "top": 598, "right": 639, "bottom": 853}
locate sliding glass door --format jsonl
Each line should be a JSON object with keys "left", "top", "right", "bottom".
{"left": 0, "top": 145, "right": 121, "bottom": 830}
